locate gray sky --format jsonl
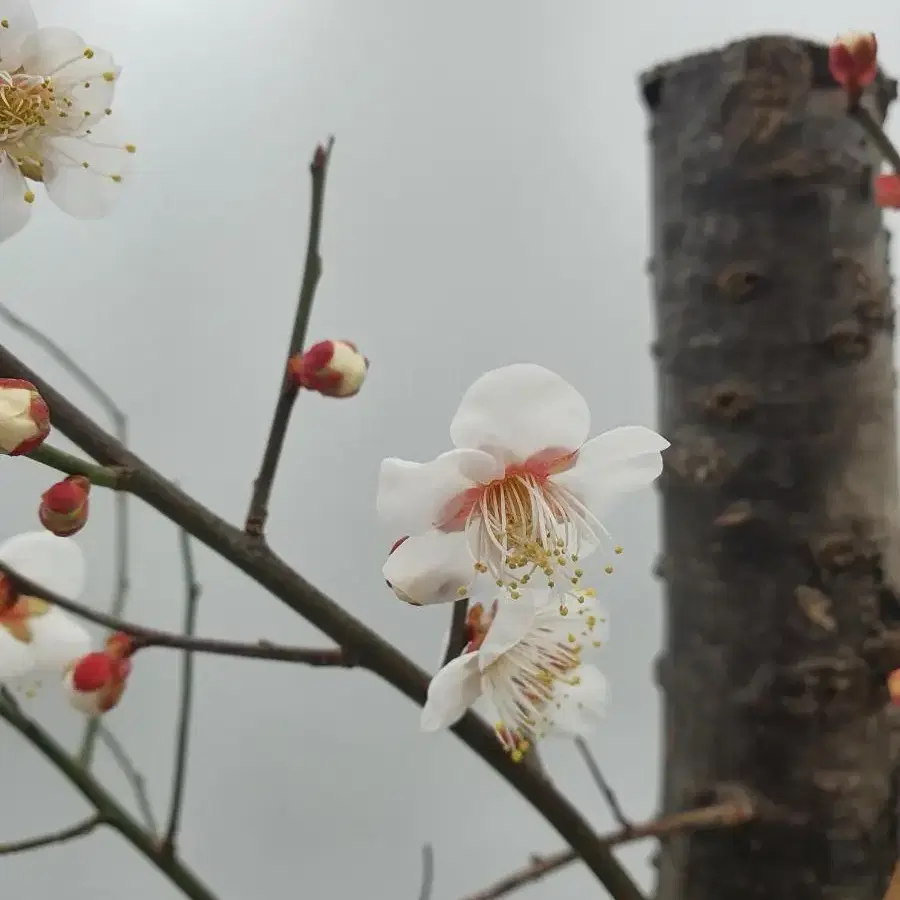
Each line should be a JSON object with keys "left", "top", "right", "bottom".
{"left": 2, "top": 1, "right": 899, "bottom": 898}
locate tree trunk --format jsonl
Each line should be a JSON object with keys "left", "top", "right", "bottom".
{"left": 641, "top": 35, "right": 900, "bottom": 900}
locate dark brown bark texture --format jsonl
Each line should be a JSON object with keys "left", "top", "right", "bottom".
{"left": 642, "top": 35, "right": 900, "bottom": 900}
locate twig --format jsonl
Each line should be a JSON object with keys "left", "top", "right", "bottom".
{"left": 161, "top": 530, "right": 202, "bottom": 856}
{"left": 245, "top": 136, "right": 335, "bottom": 538}
{"left": 0, "top": 342, "right": 646, "bottom": 900}
{"left": 459, "top": 797, "right": 756, "bottom": 900}
{"left": 418, "top": 843, "right": 435, "bottom": 900}
{"left": 0, "top": 814, "right": 102, "bottom": 855}
{"left": 27, "top": 444, "right": 128, "bottom": 489}
{"left": 96, "top": 724, "right": 159, "bottom": 836}
{"left": 0, "top": 694, "right": 219, "bottom": 900}
{"left": 0, "top": 557, "right": 355, "bottom": 667}
{"left": 442, "top": 599, "right": 469, "bottom": 665}
{"left": 848, "top": 100, "right": 900, "bottom": 172}
{"left": 574, "top": 737, "right": 632, "bottom": 829}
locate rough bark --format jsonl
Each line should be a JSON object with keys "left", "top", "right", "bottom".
{"left": 641, "top": 35, "right": 900, "bottom": 900}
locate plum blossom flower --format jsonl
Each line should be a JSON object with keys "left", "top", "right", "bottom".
{"left": 421, "top": 587, "right": 609, "bottom": 760}
{"left": 0, "top": 0, "right": 136, "bottom": 241}
{"left": 378, "top": 364, "right": 668, "bottom": 606}
{"left": 0, "top": 529, "right": 89, "bottom": 696}
{"left": 0, "top": 377, "right": 49, "bottom": 455}
{"left": 65, "top": 631, "right": 133, "bottom": 716}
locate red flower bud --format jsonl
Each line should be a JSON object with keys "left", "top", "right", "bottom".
{"left": 875, "top": 173, "right": 900, "bottom": 209}
{"left": 104, "top": 630, "right": 135, "bottom": 659}
{"left": 39, "top": 475, "right": 90, "bottom": 536}
{"left": 66, "top": 647, "right": 132, "bottom": 716}
{"left": 829, "top": 31, "right": 878, "bottom": 91}
{"left": 0, "top": 378, "right": 50, "bottom": 456}
{"left": 287, "top": 340, "right": 369, "bottom": 398}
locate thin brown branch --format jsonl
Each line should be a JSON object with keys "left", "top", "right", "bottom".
{"left": 0, "top": 694, "right": 219, "bottom": 900}
{"left": 0, "top": 342, "right": 646, "bottom": 900}
{"left": 96, "top": 724, "right": 159, "bottom": 836}
{"left": 0, "top": 557, "right": 354, "bottom": 667}
{"left": 419, "top": 842, "right": 435, "bottom": 900}
{"left": 161, "top": 530, "right": 202, "bottom": 856}
{"left": 0, "top": 814, "right": 102, "bottom": 855}
{"left": 848, "top": 99, "right": 900, "bottom": 172}
{"left": 245, "top": 136, "right": 335, "bottom": 538}
{"left": 574, "top": 737, "right": 632, "bottom": 829}
{"left": 459, "top": 797, "right": 756, "bottom": 900}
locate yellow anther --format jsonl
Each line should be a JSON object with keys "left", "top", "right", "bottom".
{"left": 83, "top": 48, "right": 95, "bottom": 59}
{"left": 510, "top": 749, "right": 523, "bottom": 763}
{"left": 110, "top": 174, "right": 122, "bottom": 183}
{"left": 102, "top": 71, "right": 116, "bottom": 82}
{"left": 0, "top": 19, "right": 8, "bottom": 27}
{"left": 456, "top": 586, "right": 467, "bottom": 596}
{"left": 23, "top": 190, "right": 35, "bottom": 203}
{"left": 604, "top": 565, "right": 614, "bottom": 575}
{"left": 559, "top": 605, "right": 568, "bottom": 616}
{"left": 567, "top": 633, "right": 576, "bottom": 643}
{"left": 81, "top": 161, "right": 89, "bottom": 168}
{"left": 614, "top": 545, "right": 623, "bottom": 555}
{"left": 574, "top": 569, "right": 583, "bottom": 577}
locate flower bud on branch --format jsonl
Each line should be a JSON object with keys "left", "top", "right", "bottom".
{"left": 39, "top": 476, "right": 90, "bottom": 536}
{"left": 0, "top": 379, "right": 50, "bottom": 455}
{"left": 829, "top": 31, "right": 877, "bottom": 94}
{"left": 287, "top": 340, "right": 369, "bottom": 398}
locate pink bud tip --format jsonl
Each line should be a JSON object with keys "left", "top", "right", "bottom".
{"left": 829, "top": 31, "right": 878, "bottom": 90}
{"left": 71, "top": 652, "right": 114, "bottom": 692}
{"left": 875, "top": 173, "right": 900, "bottom": 209}
{"left": 288, "top": 339, "right": 368, "bottom": 398}
{"left": 39, "top": 475, "right": 90, "bottom": 536}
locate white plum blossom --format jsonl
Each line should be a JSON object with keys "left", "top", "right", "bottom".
{"left": 0, "top": 0, "right": 135, "bottom": 241}
{"left": 0, "top": 530, "right": 90, "bottom": 698}
{"left": 421, "top": 587, "right": 609, "bottom": 759}
{"left": 378, "top": 363, "right": 669, "bottom": 607}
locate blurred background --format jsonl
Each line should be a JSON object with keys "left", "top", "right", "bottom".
{"left": 2, "top": 1, "right": 898, "bottom": 898}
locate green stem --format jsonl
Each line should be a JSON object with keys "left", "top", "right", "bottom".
{"left": 27, "top": 444, "right": 126, "bottom": 490}
{"left": 0, "top": 697, "right": 220, "bottom": 900}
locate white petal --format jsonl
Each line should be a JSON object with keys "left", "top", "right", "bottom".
{"left": 549, "top": 665, "right": 608, "bottom": 735}
{"left": 421, "top": 651, "right": 481, "bottom": 731}
{"left": 450, "top": 364, "right": 590, "bottom": 464}
{"left": 554, "top": 426, "right": 669, "bottom": 516}
{"left": 0, "top": 531, "right": 85, "bottom": 599}
{"left": 0, "top": 628, "right": 35, "bottom": 678}
{"left": 48, "top": 51, "right": 119, "bottom": 129}
{"left": 17, "top": 26, "right": 87, "bottom": 75}
{"left": 28, "top": 608, "right": 90, "bottom": 673}
{"left": 377, "top": 448, "right": 501, "bottom": 533}
{"left": 0, "top": 0, "right": 37, "bottom": 69}
{"left": 62, "top": 668, "right": 103, "bottom": 716}
{"left": 383, "top": 530, "right": 473, "bottom": 606}
{"left": 43, "top": 131, "right": 131, "bottom": 219}
{"left": 478, "top": 593, "right": 539, "bottom": 671}
{"left": 0, "top": 154, "right": 31, "bottom": 242}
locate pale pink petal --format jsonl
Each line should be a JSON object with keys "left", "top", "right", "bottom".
{"left": 421, "top": 651, "right": 482, "bottom": 731}
{"left": 0, "top": 0, "right": 38, "bottom": 69}
{"left": 450, "top": 364, "right": 590, "bottom": 464}
{"left": 28, "top": 608, "right": 90, "bottom": 673}
{"left": 383, "top": 531, "right": 473, "bottom": 606}
{"left": 477, "top": 593, "right": 539, "bottom": 671}
{"left": 62, "top": 668, "right": 103, "bottom": 715}
{"left": 0, "top": 154, "right": 31, "bottom": 242}
{"left": 0, "top": 531, "right": 86, "bottom": 600}
{"left": 377, "top": 448, "right": 501, "bottom": 533}
{"left": 553, "top": 426, "right": 668, "bottom": 516}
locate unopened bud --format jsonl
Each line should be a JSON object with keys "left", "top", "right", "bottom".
{"left": 65, "top": 649, "right": 132, "bottom": 716}
{"left": 875, "top": 173, "right": 900, "bottom": 209}
{"left": 39, "top": 475, "right": 90, "bottom": 536}
{"left": 0, "top": 378, "right": 50, "bottom": 455}
{"left": 288, "top": 339, "right": 369, "bottom": 398}
{"left": 829, "top": 31, "right": 878, "bottom": 91}
{"left": 104, "top": 630, "right": 135, "bottom": 659}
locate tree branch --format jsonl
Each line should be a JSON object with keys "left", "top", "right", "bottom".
{"left": 442, "top": 598, "right": 469, "bottom": 666}
{"left": 574, "top": 737, "right": 632, "bottom": 829}
{"left": 0, "top": 341, "right": 646, "bottom": 900}
{"left": 848, "top": 99, "right": 900, "bottom": 172}
{"left": 96, "top": 724, "right": 159, "bottom": 836}
{"left": 0, "top": 814, "right": 102, "bottom": 856}
{"left": 0, "top": 694, "right": 220, "bottom": 900}
{"left": 27, "top": 444, "right": 128, "bottom": 489}
{"left": 459, "top": 795, "right": 756, "bottom": 900}
{"left": 244, "top": 136, "right": 335, "bottom": 538}
{"left": 161, "top": 530, "right": 202, "bottom": 856}
{"left": 418, "top": 842, "right": 435, "bottom": 900}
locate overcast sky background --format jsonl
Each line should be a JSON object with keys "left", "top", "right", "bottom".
{"left": 2, "top": 2, "right": 899, "bottom": 899}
